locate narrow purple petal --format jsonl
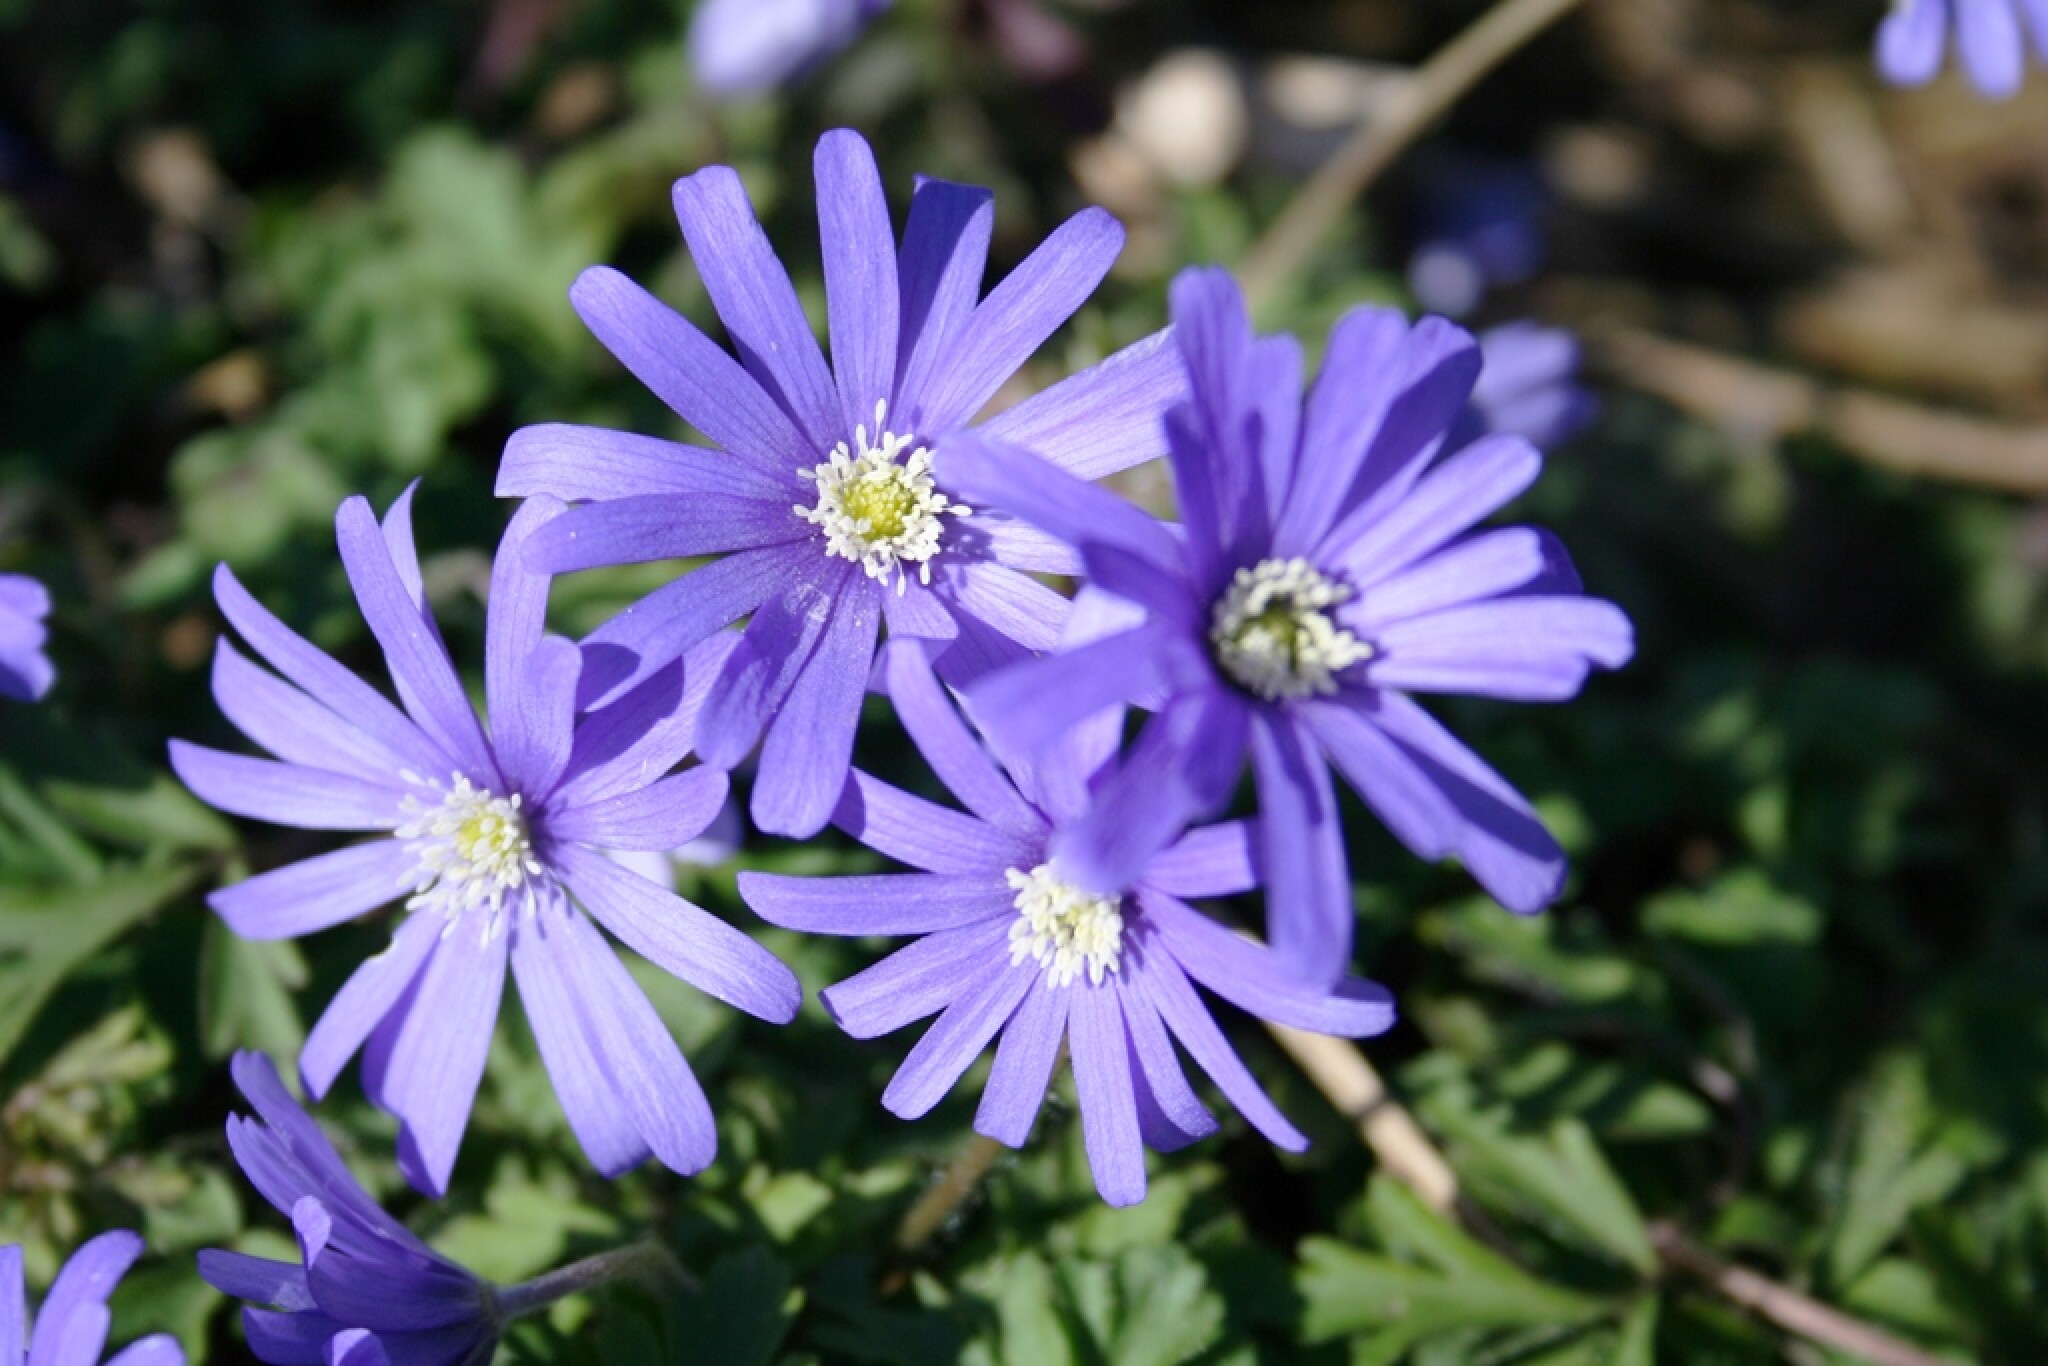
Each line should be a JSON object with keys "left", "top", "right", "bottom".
{"left": 1300, "top": 699, "right": 1458, "bottom": 861}
{"left": 510, "top": 909, "right": 654, "bottom": 1177}
{"left": 1958, "top": 0, "right": 2026, "bottom": 96}
{"left": 1069, "top": 983, "right": 1146, "bottom": 1206}
{"left": 552, "top": 842, "right": 800, "bottom": 1022}
{"left": 919, "top": 208, "right": 1124, "bottom": 436}
{"left": 211, "top": 842, "right": 413, "bottom": 941}
{"left": 673, "top": 165, "right": 840, "bottom": 450}
{"left": 484, "top": 497, "right": 564, "bottom": 744}
{"left": 26, "top": 1231, "right": 141, "bottom": 1366}
{"left": 751, "top": 573, "right": 883, "bottom": 837}
{"left": 817, "top": 130, "right": 901, "bottom": 436}
{"left": 1321, "top": 435, "right": 1542, "bottom": 589}
{"left": 243, "top": 1306, "right": 346, "bottom": 1363}
{"left": 881, "top": 640, "right": 1041, "bottom": 837}
{"left": 375, "top": 926, "right": 507, "bottom": 1197}
{"left": 492, "top": 636, "right": 580, "bottom": 802}
{"left": 334, "top": 498, "right": 496, "bottom": 784}
{"left": 547, "top": 906, "right": 718, "bottom": 1175}
{"left": 1270, "top": 306, "right": 1415, "bottom": 554}
{"left": 574, "top": 543, "right": 805, "bottom": 710}
{"left": 105, "top": 1335, "right": 184, "bottom": 1366}
{"left": 694, "top": 560, "right": 852, "bottom": 772}
{"left": 880, "top": 579, "right": 958, "bottom": 642}
{"left": 497, "top": 423, "right": 797, "bottom": 502}
{"left": 973, "top": 974, "right": 1070, "bottom": 1146}
{"left": 970, "top": 513, "right": 1085, "bottom": 576}
{"left": 1167, "top": 268, "right": 1267, "bottom": 559}
{"left": 1, "top": 1245, "right": 21, "bottom": 1366}
{"left": 893, "top": 178, "right": 995, "bottom": 426}
{"left": 978, "top": 326, "right": 1185, "bottom": 480}
{"left": 297, "top": 1209, "right": 479, "bottom": 1334}
{"left": 1137, "top": 949, "right": 1308, "bottom": 1151}
{"left": 213, "top": 565, "right": 451, "bottom": 778}
{"left": 1116, "top": 970, "right": 1216, "bottom": 1150}
{"left": 832, "top": 770, "right": 1035, "bottom": 873}
{"left": 741, "top": 870, "right": 1014, "bottom": 936}
{"left": 378, "top": 482, "right": 430, "bottom": 615}
{"left": 1138, "top": 890, "right": 1394, "bottom": 1037}
{"left": 1365, "top": 596, "right": 1634, "bottom": 701}
{"left": 211, "top": 639, "right": 400, "bottom": 784}
{"left": 1346, "top": 526, "right": 1554, "bottom": 632}
{"left": 1876, "top": 0, "right": 1949, "bottom": 84}
{"left": 170, "top": 742, "right": 405, "bottom": 831}
{"left": 819, "top": 916, "right": 1010, "bottom": 1038}
{"left": 323, "top": 1330, "right": 389, "bottom": 1366}
{"left": 881, "top": 963, "right": 1033, "bottom": 1119}
{"left": 1249, "top": 710, "right": 1353, "bottom": 987}
{"left": 569, "top": 265, "right": 808, "bottom": 466}
{"left": 967, "top": 624, "right": 1208, "bottom": 758}
{"left": 524, "top": 494, "right": 803, "bottom": 575}
{"left": 1140, "top": 820, "right": 1256, "bottom": 898}
{"left": 300, "top": 912, "right": 441, "bottom": 1099}
{"left": 936, "top": 560, "right": 1068, "bottom": 654}
{"left": 545, "top": 767, "right": 728, "bottom": 851}
{"left": 557, "top": 632, "right": 740, "bottom": 807}
{"left": 1361, "top": 692, "right": 1567, "bottom": 913}
{"left": 195, "top": 1251, "right": 313, "bottom": 1312}
{"left": 937, "top": 431, "right": 1184, "bottom": 582}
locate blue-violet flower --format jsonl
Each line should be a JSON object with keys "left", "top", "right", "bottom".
{"left": 689, "top": 0, "right": 891, "bottom": 98}
{"left": 740, "top": 639, "right": 1393, "bottom": 1207}
{"left": 0, "top": 570, "right": 53, "bottom": 703}
{"left": 501, "top": 128, "right": 1186, "bottom": 839}
{"left": 3, "top": 1232, "right": 181, "bottom": 1366}
{"left": 172, "top": 489, "right": 799, "bottom": 1196}
{"left": 1454, "top": 322, "right": 1596, "bottom": 450}
{"left": 942, "top": 268, "right": 1633, "bottom": 987}
{"left": 1876, "top": 0, "right": 2047, "bottom": 98}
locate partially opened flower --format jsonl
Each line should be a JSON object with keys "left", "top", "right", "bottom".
{"left": 501, "top": 127, "right": 1186, "bottom": 838}
{"left": 942, "top": 267, "right": 1632, "bottom": 987}
{"left": 0, "top": 569, "right": 53, "bottom": 703}
{"left": 1876, "top": 0, "right": 2045, "bottom": 98}
{"left": 689, "top": 0, "right": 891, "bottom": 99}
{"left": 740, "top": 640, "right": 1393, "bottom": 1207}
{"left": 199, "top": 1052, "right": 499, "bottom": 1365}
{"left": 1454, "top": 322, "right": 1596, "bottom": 451}
{"left": 172, "top": 489, "right": 799, "bottom": 1196}
{"left": 3, "top": 1232, "right": 182, "bottom": 1365}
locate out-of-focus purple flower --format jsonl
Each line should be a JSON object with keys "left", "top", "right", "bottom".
{"left": 172, "top": 489, "right": 799, "bottom": 1196}
{"left": 199, "top": 1053, "right": 498, "bottom": 1366}
{"left": 2, "top": 1233, "right": 182, "bottom": 1366}
{"left": 1406, "top": 160, "right": 1548, "bottom": 318}
{"left": 1454, "top": 322, "right": 1597, "bottom": 450}
{"left": 502, "top": 128, "right": 1185, "bottom": 839}
{"left": 740, "top": 640, "right": 1393, "bottom": 1207}
{"left": 942, "top": 268, "right": 1633, "bottom": 988}
{"left": 1876, "top": 0, "right": 2047, "bottom": 98}
{"left": 605, "top": 792, "right": 745, "bottom": 887}
{"left": 690, "top": 0, "right": 892, "bottom": 99}
{"left": 0, "top": 571, "right": 53, "bottom": 703}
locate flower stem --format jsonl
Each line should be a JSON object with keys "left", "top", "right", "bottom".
{"left": 1237, "top": 0, "right": 1588, "bottom": 309}
{"left": 895, "top": 1133, "right": 1008, "bottom": 1254}
{"left": 495, "top": 1241, "right": 688, "bottom": 1321}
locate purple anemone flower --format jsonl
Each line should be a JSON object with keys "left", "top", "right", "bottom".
{"left": 0, "top": 570, "right": 53, "bottom": 703}
{"left": 3, "top": 1233, "right": 181, "bottom": 1366}
{"left": 1453, "top": 322, "right": 1596, "bottom": 450}
{"left": 199, "top": 1053, "right": 499, "bottom": 1366}
{"left": 171, "top": 489, "right": 799, "bottom": 1196}
{"left": 1876, "top": 0, "right": 2047, "bottom": 98}
{"left": 740, "top": 639, "right": 1393, "bottom": 1207}
{"left": 689, "top": 0, "right": 892, "bottom": 99}
{"left": 941, "top": 268, "right": 1633, "bottom": 987}
{"left": 501, "top": 128, "right": 1186, "bottom": 839}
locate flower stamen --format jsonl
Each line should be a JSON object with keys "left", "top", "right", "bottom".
{"left": 796, "top": 399, "right": 969, "bottom": 592}
{"left": 1210, "top": 557, "right": 1374, "bottom": 701}
{"left": 1005, "top": 863, "right": 1124, "bottom": 988}
{"left": 396, "top": 774, "right": 544, "bottom": 938}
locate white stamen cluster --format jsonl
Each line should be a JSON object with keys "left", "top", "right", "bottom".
{"left": 396, "top": 773, "right": 544, "bottom": 939}
{"left": 1005, "top": 863, "right": 1125, "bottom": 989}
{"left": 1209, "top": 557, "right": 1374, "bottom": 701}
{"left": 795, "top": 399, "right": 968, "bottom": 592}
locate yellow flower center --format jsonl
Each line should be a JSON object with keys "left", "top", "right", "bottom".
{"left": 795, "top": 399, "right": 969, "bottom": 592}
{"left": 1210, "top": 557, "right": 1374, "bottom": 701}
{"left": 396, "top": 774, "right": 543, "bottom": 936}
{"left": 1005, "top": 863, "right": 1125, "bottom": 988}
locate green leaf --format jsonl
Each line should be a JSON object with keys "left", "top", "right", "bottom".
{"left": 0, "top": 861, "right": 201, "bottom": 1066}
{"left": 1299, "top": 1177, "right": 1608, "bottom": 1353}
{"left": 977, "top": 1251, "right": 1072, "bottom": 1366}
{"left": 666, "top": 1247, "right": 801, "bottom": 1366}
{"left": 1609, "top": 1297, "right": 1659, "bottom": 1366}
{"left": 1825, "top": 1055, "right": 1980, "bottom": 1289}
{"left": 1441, "top": 1115, "right": 1657, "bottom": 1275}
{"left": 199, "top": 920, "right": 307, "bottom": 1060}
{"left": 1099, "top": 1245, "right": 1226, "bottom": 1366}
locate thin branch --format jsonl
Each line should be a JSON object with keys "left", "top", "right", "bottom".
{"left": 1596, "top": 326, "right": 2048, "bottom": 494}
{"left": 1238, "top": 0, "right": 1588, "bottom": 309}
{"left": 1651, "top": 1225, "right": 1951, "bottom": 1366}
{"left": 895, "top": 1132, "right": 1008, "bottom": 1254}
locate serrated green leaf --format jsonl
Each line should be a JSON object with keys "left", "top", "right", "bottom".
{"left": 1442, "top": 1116, "right": 1656, "bottom": 1274}
{"left": 199, "top": 920, "right": 306, "bottom": 1060}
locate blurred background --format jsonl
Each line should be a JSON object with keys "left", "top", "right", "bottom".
{"left": 3, "top": 0, "right": 2047, "bottom": 1360}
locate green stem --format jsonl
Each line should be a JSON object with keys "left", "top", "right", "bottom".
{"left": 494, "top": 1242, "right": 688, "bottom": 1321}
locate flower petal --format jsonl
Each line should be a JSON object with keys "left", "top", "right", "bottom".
{"left": 938, "top": 431, "right": 1183, "bottom": 581}
{"left": 817, "top": 130, "right": 901, "bottom": 436}
{"left": 973, "top": 974, "right": 1070, "bottom": 1146}
{"left": 894, "top": 178, "right": 995, "bottom": 424}
{"left": 693, "top": 560, "right": 852, "bottom": 772}
{"left": 300, "top": 911, "right": 441, "bottom": 1100}
{"left": 832, "top": 770, "right": 1035, "bottom": 873}
{"left": 558, "top": 633, "right": 740, "bottom": 807}
{"left": 375, "top": 926, "right": 508, "bottom": 1198}
{"left": 211, "top": 638, "right": 400, "bottom": 784}
{"left": 569, "top": 265, "right": 808, "bottom": 467}
{"left": 751, "top": 574, "right": 883, "bottom": 837}
{"left": 211, "top": 841, "right": 412, "bottom": 941}
{"left": 1069, "top": 983, "right": 1146, "bottom": 1207}
{"left": 25, "top": 1231, "right": 141, "bottom": 1366}
{"left": 546, "top": 767, "right": 728, "bottom": 852}
{"left": 170, "top": 742, "right": 405, "bottom": 831}
{"left": 673, "top": 165, "right": 840, "bottom": 450}
{"left": 524, "top": 494, "right": 804, "bottom": 575}
{"left": 1365, "top": 596, "right": 1634, "bottom": 701}
{"left": 553, "top": 842, "right": 800, "bottom": 1023}
{"left": 1322, "top": 434, "right": 1542, "bottom": 590}
{"left": 1875, "top": 0, "right": 1949, "bottom": 84}
{"left": 1249, "top": 710, "right": 1353, "bottom": 987}
{"left": 979, "top": 326, "right": 1185, "bottom": 480}
{"left": 1138, "top": 890, "right": 1395, "bottom": 1037}
{"left": 498, "top": 423, "right": 798, "bottom": 502}
{"left": 1346, "top": 525, "right": 1555, "bottom": 632}
{"left": 1116, "top": 969, "right": 1216, "bottom": 1150}
{"left": 881, "top": 962, "right": 1033, "bottom": 1119}
{"left": 1137, "top": 948, "right": 1308, "bottom": 1151}
{"left": 1140, "top": 820, "right": 1257, "bottom": 898}
{"left": 741, "top": 871, "right": 1016, "bottom": 936}
{"left": 917, "top": 208, "right": 1124, "bottom": 436}
{"left": 881, "top": 640, "right": 1040, "bottom": 837}
{"left": 819, "top": 916, "right": 1011, "bottom": 1038}
{"left": 492, "top": 636, "right": 581, "bottom": 802}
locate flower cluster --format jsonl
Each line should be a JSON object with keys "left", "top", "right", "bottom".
{"left": 137, "top": 124, "right": 1628, "bottom": 1358}
{"left": 1875, "top": 0, "right": 2048, "bottom": 98}
{"left": 3, "top": 1233, "right": 181, "bottom": 1366}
